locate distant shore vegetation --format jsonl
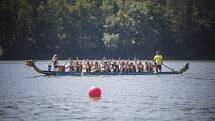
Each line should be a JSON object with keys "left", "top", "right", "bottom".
{"left": 0, "top": 0, "right": 215, "bottom": 60}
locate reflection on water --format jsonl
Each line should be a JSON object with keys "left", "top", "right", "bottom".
{"left": 0, "top": 61, "right": 215, "bottom": 121}
{"left": 89, "top": 97, "right": 101, "bottom": 101}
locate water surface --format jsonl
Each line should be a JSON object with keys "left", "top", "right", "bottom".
{"left": 0, "top": 60, "right": 215, "bottom": 121}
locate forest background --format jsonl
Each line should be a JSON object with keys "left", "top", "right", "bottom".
{"left": 0, "top": 0, "right": 215, "bottom": 60}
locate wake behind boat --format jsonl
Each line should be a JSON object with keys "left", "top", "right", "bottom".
{"left": 25, "top": 60, "right": 189, "bottom": 76}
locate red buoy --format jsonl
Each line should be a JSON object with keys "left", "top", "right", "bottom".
{"left": 88, "top": 87, "right": 101, "bottom": 97}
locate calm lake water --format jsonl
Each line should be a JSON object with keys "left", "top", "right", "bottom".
{"left": 0, "top": 60, "right": 215, "bottom": 121}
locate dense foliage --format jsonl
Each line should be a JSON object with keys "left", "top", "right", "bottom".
{"left": 0, "top": 0, "right": 215, "bottom": 59}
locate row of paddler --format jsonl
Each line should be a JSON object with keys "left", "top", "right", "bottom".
{"left": 49, "top": 57, "right": 162, "bottom": 73}
{"left": 49, "top": 51, "right": 163, "bottom": 73}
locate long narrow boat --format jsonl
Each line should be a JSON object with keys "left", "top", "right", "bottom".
{"left": 25, "top": 60, "right": 189, "bottom": 76}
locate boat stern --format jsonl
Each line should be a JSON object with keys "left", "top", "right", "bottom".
{"left": 179, "top": 63, "right": 190, "bottom": 73}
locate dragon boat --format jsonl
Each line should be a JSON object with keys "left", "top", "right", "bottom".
{"left": 25, "top": 60, "right": 189, "bottom": 76}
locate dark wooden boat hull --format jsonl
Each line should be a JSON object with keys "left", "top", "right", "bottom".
{"left": 42, "top": 71, "right": 182, "bottom": 76}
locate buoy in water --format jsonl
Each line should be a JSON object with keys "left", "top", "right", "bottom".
{"left": 88, "top": 87, "right": 101, "bottom": 97}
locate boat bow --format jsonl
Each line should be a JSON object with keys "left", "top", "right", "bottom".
{"left": 25, "top": 59, "right": 44, "bottom": 74}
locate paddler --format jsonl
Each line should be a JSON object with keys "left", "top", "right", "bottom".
{"left": 137, "top": 61, "right": 144, "bottom": 72}
{"left": 145, "top": 61, "right": 154, "bottom": 72}
{"left": 153, "top": 51, "right": 163, "bottom": 72}
{"left": 85, "top": 61, "right": 92, "bottom": 72}
{"left": 112, "top": 61, "right": 120, "bottom": 72}
{"left": 93, "top": 61, "right": 101, "bottom": 72}
{"left": 75, "top": 61, "right": 83, "bottom": 72}
{"left": 129, "top": 62, "right": 136, "bottom": 72}
{"left": 66, "top": 58, "right": 75, "bottom": 72}
{"left": 120, "top": 61, "right": 126, "bottom": 72}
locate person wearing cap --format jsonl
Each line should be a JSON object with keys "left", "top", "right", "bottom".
{"left": 153, "top": 51, "right": 163, "bottom": 72}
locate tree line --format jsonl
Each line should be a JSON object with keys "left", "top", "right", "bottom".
{"left": 0, "top": 0, "right": 215, "bottom": 60}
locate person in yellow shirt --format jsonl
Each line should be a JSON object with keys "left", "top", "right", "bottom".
{"left": 153, "top": 51, "right": 163, "bottom": 72}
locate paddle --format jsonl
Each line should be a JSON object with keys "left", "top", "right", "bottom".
{"left": 162, "top": 63, "right": 175, "bottom": 72}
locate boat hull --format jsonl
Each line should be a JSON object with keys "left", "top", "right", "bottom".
{"left": 42, "top": 71, "right": 181, "bottom": 76}
{"left": 25, "top": 60, "right": 189, "bottom": 76}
